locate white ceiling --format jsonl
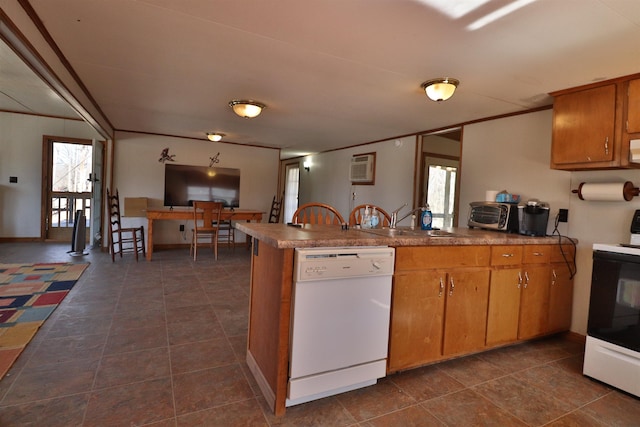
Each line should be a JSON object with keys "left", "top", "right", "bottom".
{"left": 3, "top": 0, "right": 640, "bottom": 158}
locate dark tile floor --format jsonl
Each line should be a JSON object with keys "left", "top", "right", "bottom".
{"left": 0, "top": 242, "right": 638, "bottom": 426}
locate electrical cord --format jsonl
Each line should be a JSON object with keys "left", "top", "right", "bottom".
{"left": 550, "top": 212, "right": 578, "bottom": 279}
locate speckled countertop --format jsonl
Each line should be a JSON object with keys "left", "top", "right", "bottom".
{"left": 235, "top": 223, "right": 572, "bottom": 249}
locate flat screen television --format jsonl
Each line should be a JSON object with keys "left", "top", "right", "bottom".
{"left": 164, "top": 164, "right": 240, "bottom": 208}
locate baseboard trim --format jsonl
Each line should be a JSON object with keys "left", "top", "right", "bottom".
{"left": 0, "top": 237, "right": 42, "bottom": 243}
{"left": 246, "top": 350, "right": 276, "bottom": 412}
{"left": 562, "top": 331, "right": 586, "bottom": 345}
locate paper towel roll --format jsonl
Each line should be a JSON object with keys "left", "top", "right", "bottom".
{"left": 574, "top": 182, "right": 639, "bottom": 201}
{"left": 485, "top": 190, "right": 499, "bottom": 202}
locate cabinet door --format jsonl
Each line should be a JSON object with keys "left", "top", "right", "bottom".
{"left": 518, "top": 265, "right": 550, "bottom": 339}
{"left": 486, "top": 268, "right": 522, "bottom": 346}
{"left": 547, "top": 262, "right": 574, "bottom": 333}
{"left": 388, "top": 270, "right": 445, "bottom": 371}
{"left": 552, "top": 84, "right": 616, "bottom": 165}
{"left": 442, "top": 269, "right": 490, "bottom": 356}
{"left": 628, "top": 79, "right": 640, "bottom": 134}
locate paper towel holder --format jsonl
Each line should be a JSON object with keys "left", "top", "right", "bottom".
{"left": 572, "top": 181, "right": 640, "bottom": 201}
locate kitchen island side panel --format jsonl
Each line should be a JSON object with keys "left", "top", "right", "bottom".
{"left": 246, "top": 240, "right": 294, "bottom": 416}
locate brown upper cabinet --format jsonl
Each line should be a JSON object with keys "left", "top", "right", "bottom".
{"left": 550, "top": 73, "right": 640, "bottom": 170}
{"left": 628, "top": 78, "right": 640, "bottom": 134}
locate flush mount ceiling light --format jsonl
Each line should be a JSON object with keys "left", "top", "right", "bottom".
{"left": 206, "top": 133, "right": 225, "bottom": 142}
{"left": 421, "top": 78, "right": 460, "bottom": 102}
{"left": 229, "top": 100, "right": 265, "bottom": 118}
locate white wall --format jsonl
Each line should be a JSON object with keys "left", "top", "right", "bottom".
{"left": 112, "top": 131, "right": 280, "bottom": 244}
{"left": 567, "top": 169, "right": 640, "bottom": 334}
{"left": 0, "top": 112, "right": 102, "bottom": 238}
{"left": 459, "top": 110, "right": 572, "bottom": 225}
{"left": 459, "top": 110, "right": 598, "bottom": 331}
{"left": 297, "top": 136, "right": 417, "bottom": 222}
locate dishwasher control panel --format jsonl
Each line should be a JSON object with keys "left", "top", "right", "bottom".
{"left": 294, "top": 247, "right": 395, "bottom": 281}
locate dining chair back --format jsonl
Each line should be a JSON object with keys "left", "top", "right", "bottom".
{"left": 106, "top": 188, "right": 146, "bottom": 262}
{"left": 292, "top": 203, "right": 345, "bottom": 225}
{"left": 349, "top": 204, "right": 392, "bottom": 228}
{"left": 268, "top": 192, "right": 284, "bottom": 223}
{"left": 191, "top": 201, "right": 224, "bottom": 261}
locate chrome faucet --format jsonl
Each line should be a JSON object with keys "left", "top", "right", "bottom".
{"left": 389, "top": 203, "right": 407, "bottom": 229}
{"left": 397, "top": 207, "right": 425, "bottom": 224}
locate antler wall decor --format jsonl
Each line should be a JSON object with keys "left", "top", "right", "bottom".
{"left": 158, "top": 148, "right": 176, "bottom": 163}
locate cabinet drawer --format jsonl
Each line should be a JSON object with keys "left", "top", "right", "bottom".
{"left": 523, "top": 245, "right": 551, "bottom": 264}
{"left": 395, "top": 246, "right": 490, "bottom": 271}
{"left": 551, "top": 243, "right": 575, "bottom": 263}
{"left": 490, "top": 245, "right": 523, "bottom": 266}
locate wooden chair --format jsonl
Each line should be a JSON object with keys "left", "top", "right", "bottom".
{"left": 106, "top": 188, "right": 145, "bottom": 262}
{"left": 268, "top": 192, "right": 284, "bottom": 223}
{"left": 292, "top": 203, "right": 345, "bottom": 225}
{"left": 190, "top": 201, "right": 224, "bottom": 261}
{"left": 349, "top": 204, "right": 392, "bottom": 228}
{"left": 216, "top": 218, "right": 235, "bottom": 250}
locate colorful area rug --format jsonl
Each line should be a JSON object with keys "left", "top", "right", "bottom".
{"left": 0, "top": 263, "right": 89, "bottom": 379}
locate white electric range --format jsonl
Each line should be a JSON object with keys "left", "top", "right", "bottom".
{"left": 585, "top": 242, "right": 640, "bottom": 397}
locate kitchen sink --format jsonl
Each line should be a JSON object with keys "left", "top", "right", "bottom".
{"left": 358, "top": 227, "right": 457, "bottom": 238}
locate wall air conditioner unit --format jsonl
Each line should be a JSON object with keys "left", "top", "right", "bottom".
{"left": 349, "top": 154, "right": 375, "bottom": 183}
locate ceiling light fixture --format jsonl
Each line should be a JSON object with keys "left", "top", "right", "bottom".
{"left": 206, "top": 133, "right": 224, "bottom": 142}
{"left": 229, "top": 100, "right": 265, "bottom": 118}
{"left": 421, "top": 78, "right": 460, "bottom": 102}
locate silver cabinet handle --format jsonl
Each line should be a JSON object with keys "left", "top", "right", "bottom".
{"left": 524, "top": 271, "right": 530, "bottom": 289}
{"left": 533, "top": 252, "right": 544, "bottom": 257}
{"left": 604, "top": 136, "right": 609, "bottom": 155}
{"left": 449, "top": 277, "right": 455, "bottom": 296}
{"left": 439, "top": 277, "right": 444, "bottom": 297}
{"left": 502, "top": 253, "right": 514, "bottom": 258}
{"left": 552, "top": 270, "right": 557, "bottom": 286}
{"left": 518, "top": 271, "right": 523, "bottom": 289}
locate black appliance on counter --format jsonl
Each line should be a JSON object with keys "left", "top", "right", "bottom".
{"left": 518, "top": 199, "right": 549, "bottom": 236}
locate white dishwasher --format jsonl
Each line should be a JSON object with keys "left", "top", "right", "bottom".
{"left": 287, "top": 246, "right": 395, "bottom": 407}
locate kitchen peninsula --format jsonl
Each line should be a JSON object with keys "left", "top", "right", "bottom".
{"left": 235, "top": 223, "right": 576, "bottom": 416}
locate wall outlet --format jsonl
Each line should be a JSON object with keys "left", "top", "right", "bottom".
{"left": 558, "top": 209, "right": 568, "bottom": 223}
{"left": 179, "top": 224, "right": 185, "bottom": 231}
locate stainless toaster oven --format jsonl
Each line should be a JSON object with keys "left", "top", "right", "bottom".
{"left": 468, "top": 202, "right": 519, "bottom": 232}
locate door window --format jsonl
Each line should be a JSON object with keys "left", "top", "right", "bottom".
{"left": 46, "top": 140, "right": 92, "bottom": 241}
{"left": 425, "top": 160, "right": 458, "bottom": 229}
{"left": 284, "top": 164, "right": 300, "bottom": 224}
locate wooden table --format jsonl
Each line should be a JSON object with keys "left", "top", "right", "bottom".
{"left": 145, "top": 207, "right": 263, "bottom": 261}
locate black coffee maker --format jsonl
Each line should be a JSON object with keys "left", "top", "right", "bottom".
{"left": 518, "top": 199, "right": 549, "bottom": 236}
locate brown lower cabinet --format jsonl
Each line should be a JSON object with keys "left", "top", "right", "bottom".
{"left": 388, "top": 270, "right": 445, "bottom": 370}
{"left": 388, "top": 243, "right": 574, "bottom": 374}
{"left": 388, "top": 246, "right": 491, "bottom": 372}
{"left": 486, "top": 267, "right": 522, "bottom": 346}
{"left": 548, "top": 251, "right": 575, "bottom": 333}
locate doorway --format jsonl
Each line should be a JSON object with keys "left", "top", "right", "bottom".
{"left": 41, "top": 136, "right": 101, "bottom": 243}
{"left": 420, "top": 130, "right": 461, "bottom": 228}
{"left": 423, "top": 157, "right": 458, "bottom": 228}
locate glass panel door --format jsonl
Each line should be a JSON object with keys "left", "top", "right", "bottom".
{"left": 48, "top": 141, "right": 92, "bottom": 241}
{"left": 283, "top": 164, "right": 300, "bottom": 224}
{"left": 424, "top": 159, "right": 458, "bottom": 229}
